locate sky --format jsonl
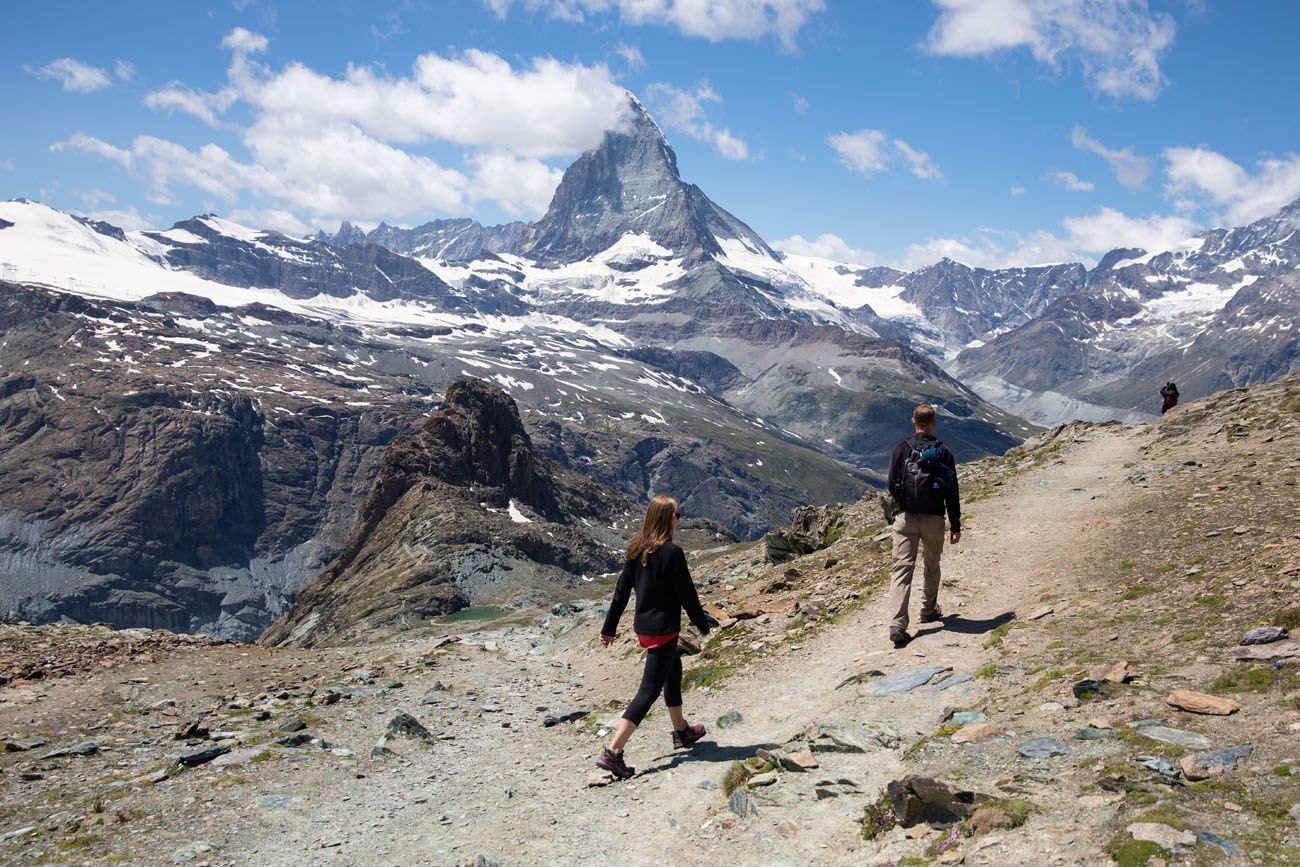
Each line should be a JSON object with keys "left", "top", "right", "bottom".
{"left": 3, "top": 0, "right": 1299, "bottom": 270}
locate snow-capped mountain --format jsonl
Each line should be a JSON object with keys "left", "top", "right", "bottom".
{"left": 948, "top": 199, "right": 1300, "bottom": 424}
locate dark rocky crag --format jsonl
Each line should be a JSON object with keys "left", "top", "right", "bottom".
{"left": 0, "top": 285, "right": 429, "bottom": 640}
{"left": 260, "top": 378, "right": 633, "bottom": 648}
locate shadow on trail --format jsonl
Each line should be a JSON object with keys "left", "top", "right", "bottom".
{"left": 915, "top": 611, "right": 1015, "bottom": 638}
{"left": 638, "top": 741, "right": 773, "bottom": 775}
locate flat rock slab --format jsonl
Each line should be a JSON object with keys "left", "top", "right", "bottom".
{"left": 1166, "top": 689, "right": 1239, "bottom": 715}
{"left": 1128, "top": 822, "right": 1195, "bottom": 848}
{"left": 1227, "top": 638, "right": 1300, "bottom": 660}
{"left": 952, "top": 723, "right": 999, "bottom": 744}
{"left": 1089, "top": 661, "right": 1131, "bottom": 683}
{"left": 1018, "top": 737, "right": 1070, "bottom": 758}
{"left": 1190, "top": 744, "right": 1253, "bottom": 772}
{"left": 932, "top": 673, "right": 974, "bottom": 692}
{"left": 542, "top": 709, "right": 589, "bottom": 727}
{"left": 1197, "top": 831, "right": 1238, "bottom": 857}
{"left": 2, "top": 737, "right": 47, "bottom": 752}
{"left": 40, "top": 742, "right": 99, "bottom": 759}
{"left": 951, "top": 711, "right": 988, "bottom": 725}
{"left": 174, "top": 745, "right": 230, "bottom": 768}
{"left": 1239, "top": 626, "right": 1288, "bottom": 645}
{"left": 1137, "top": 756, "right": 1180, "bottom": 778}
{"left": 1074, "top": 727, "right": 1112, "bottom": 741}
{"left": 868, "top": 666, "right": 951, "bottom": 695}
{"left": 1136, "top": 726, "right": 1211, "bottom": 749}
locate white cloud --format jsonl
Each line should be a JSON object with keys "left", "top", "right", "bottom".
{"left": 145, "top": 85, "right": 238, "bottom": 127}
{"left": 487, "top": 0, "right": 826, "bottom": 51}
{"left": 925, "top": 0, "right": 1176, "bottom": 101}
{"left": 894, "top": 139, "right": 943, "bottom": 180}
{"left": 613, "top": 43, "right": 646, "bottom": 70}
{"left": 1010, "top": 185, "right": 1025, "bottom": 195}
{"left": 828, "top": 129, "right": 888, "bottom": 177}
{"left": 1047, "top": 170, "right": 1094, "bottom": 191}
{"left": 25, "top": 58, "right": 113, "bottom": 93}
{"left": 114, "top": 60, "right": 135, "bottom": 81}
{"left": 828, "top": 129, "right": 942, "bottom": 180}
{"left": 83, "top": 206, "right": 155, "bottom": 232}
{"left": 467, "top": 151, "right": 565, "bottom": 216}
{"left": 228, "top": 207, "right": 315, "bottom": 237}
{"left": 66, "top": 30, "right": 635, "bottom": 227}
{"left": 646, "top": 82, "right": 751, "bottom": 160}
{"left": 221, "top": 27, "right": 269, "bottom": 54}
{"left": 792, "top": 94, "right": 808, "bottom": 114}
{"left": 1163, "top": 146, "right": 1300, "bottom": 226}
{"left": 1071, "top": 125, "right": 1151, "bottom": 189}
{"left": 78, "top": 188, "right": 117, "bottom": 209}
{"left": 0, "top": 159, "right": 14, "bottom": 172}
{"left": 772, "top": 232, "right": 879, "bottom": 266}
{"left": 51, "top": 133, "right": 132, "bottom": 168}
{"left": 894, "top": 206, "right": 1196, "bottom": 269}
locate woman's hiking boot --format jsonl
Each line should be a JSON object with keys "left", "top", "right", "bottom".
{"left": 672, "top": 722, "right": 706, "bottom": 749}
{"left": 890, "top": 628, "right": 913, "bottom": 648}
{"left": 596, "top": 748, "right": 635, "bottom": 779}
{"left": 919, "top": 606, "right": 944, "bottom": 624}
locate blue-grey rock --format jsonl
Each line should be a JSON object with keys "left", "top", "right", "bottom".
{"left": 1074, "top": 727, "right": 1112, "bottom": 740}
{"left": 728, "top": 788, "right": 756, "bottom": 817}
{"left": 542, "top": 708, "right": 589, "bottom": 727}
{"left": 1127, "top": 718, "right": 1166, "bottom": 728}
{"left": 259, "top": 795, "right": 293, "bottom": 808}
{"left": 1289, "top": 803, "right": 1300, "bottom": 823}
{"left": 1137, "top": 726, "right": 1210, "bottom": 749}
{"left": 1198, "top": 831, "right": 1238, "bottom": 856}
{"left": 1137, "top": 756, "right": 1180, "bottom": 778}
{"left": 952, "top": 711, "right": 988, "bottom": 725}
{"left": 868, "top": 666, "right": 951, "bottom": 695}
{"left": 931, "top": 673, "right": 974, "bottom": 692}
{"left": 1190, "top": 744, "right": 1253, "bottom": 772}
{"left": 40, "top": 742, "right": 98, "bottom": 759}
{"left": 1071, "top": 679, "right": 1104, "bottom": 699}
{"left": 716, "top": 710, "right": 743, "bottom": 729}
{"left": 174, "top": 745, "right": 230, "bottom": 768}
{"left": 1018, "top": 737, "right": 1070, "bottom": 758}
{"left": 1240, "top": 626, "right": 1289, "bottom": 645}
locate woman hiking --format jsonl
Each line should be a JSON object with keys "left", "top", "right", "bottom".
{"left": 596, "top": 494, "right": 714, "bottom": 779}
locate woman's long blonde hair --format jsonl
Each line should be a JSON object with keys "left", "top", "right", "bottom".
{"left": 625, "top": 495, "right": 678, "bottom": 566}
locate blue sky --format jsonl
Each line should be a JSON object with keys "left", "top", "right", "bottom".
{"left": 3, "top": 1, "right": 1298, "bottom": 268}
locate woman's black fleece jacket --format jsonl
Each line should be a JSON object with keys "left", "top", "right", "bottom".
{"left": 601, "top": 541, "right": 711, "bottom": 638}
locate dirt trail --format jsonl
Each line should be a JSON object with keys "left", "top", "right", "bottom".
{"left": 226, "top": 427, "right": 1140, "bottom": 867}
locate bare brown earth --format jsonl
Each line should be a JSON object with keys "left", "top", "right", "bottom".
{"left": 2, "top": 374, "right": 1299, "bottom": 866}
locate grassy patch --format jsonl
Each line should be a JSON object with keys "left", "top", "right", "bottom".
{"left": 682, "top": 663, "right": 736, "bottom": 691}
{"left": 1120, "top": 585, "right": 1157, "bottom": 600}
{"left": 973, "top": 662, "right": 997, "bottom": 678}
{"left": 1275, "top": 607, "right": 1300, "bottom": 630}
{"left": 721, "top": 761, "right": 751, "bottom": 796}
{"left": 1118, "top": 560, "right": 1136, "bottom": 570}
{"left": 984, "top": 622, "right": 1014, "bottom": 648}
{"left": 861, "top": 792, "right": 898, "bottom": 841}
{"left": 1209, "top": 666, "right": 1276, "bottom": 694}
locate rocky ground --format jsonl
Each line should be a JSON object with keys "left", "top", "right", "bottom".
{"left": 2, "top": 375, "right": 1299, "bottom": 866}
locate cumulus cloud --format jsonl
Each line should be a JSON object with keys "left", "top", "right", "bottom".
{"left": 646, "top": 82, "right": 751, "bottom": 160}
{"left": 613, "top": 43, "right": 646, "bottom": 70}
{"left": 1010, "top": 185, "right": 1025, "bottom": 195}
{"left": 83, "top": 206, "right": 155, "bottom": 232}
{"left": 925, "top": 0, "right": 1176, "bottom": 101}
{"left": 1163, "top": 146, "right": 1300, "bottom": 226}
{"left": 772, "top": 232, "right": 879, "bottom": 266}
{"left": 828, "top": 129, "right": 942, "bottom": 181}
{"left": 114, "top": 60, "right": 135, "bottom": 81}
{"left": 792, "top": 94, "right": 808, "bottom": 114}
{"left": 1071, "top": 125, "right": 1151, "bottom": 189}
{"left": 1047, "top": 170, "right": 1094, "bottom": 191}
{"left": 25, "top": 58, "right": 113, "bottom": 93}
{"left": 894, "top": 206, "right": 1196, "bottom": 269}
{"left": 486, "top": 0, "right": 826, "bottom": 51}
{"left": 63, "top": 30, "right": 635, "bottom": 227}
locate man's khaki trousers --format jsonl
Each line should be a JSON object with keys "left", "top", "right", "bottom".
{"left": 889, "top": 511, "right": 945, "bottom": 632}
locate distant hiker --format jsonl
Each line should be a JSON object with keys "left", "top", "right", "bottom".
{"left": 596, "top": 495, "right": 714, "bottom": 779}
{"left": 885, "top": 404, "right": 961, "bottom": 648}
{"left": 1160, "top": 381, "right": 1180, "bottom": 414}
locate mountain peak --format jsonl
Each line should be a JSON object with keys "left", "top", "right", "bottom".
{"left": 522, "top": 93, "right": 773, "bottom": 264}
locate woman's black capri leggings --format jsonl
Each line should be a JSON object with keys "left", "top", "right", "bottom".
{"left": 622, "top": 638, "right": 682, "bottom": 726}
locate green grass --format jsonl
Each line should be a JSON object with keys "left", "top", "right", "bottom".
{"left": 1118, "top": 560, "right": 1136, "bottom": 570}
{"left": 1275, "top": 607, "right": 1300, "bottom": 630}
{"left": 682, "top": 663, "right": 737, "bottom": 691}
{"left": 721, "top": 761, "right": 751, "bottom": 796}
{"left": 1120, "top": 585, "right": 1157, "bottom": 600}
{"left": 1210, "top": 667, "right": 1277, "bottom": 693}
{"left": 984, "top": 622, "right": 1013, "bottom": 648}
{"left": 973, "top": 662, "right": 997, "bottom": 678}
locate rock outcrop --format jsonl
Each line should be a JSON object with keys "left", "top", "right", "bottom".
{"left": 260, "top": 378, "right": 631, "bottom": 648}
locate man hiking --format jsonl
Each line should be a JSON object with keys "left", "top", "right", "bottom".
{"left": 1160, "top": 381, "right": 1179, "bottom": 414}
{"left": 886, "top": 404, "right": 961, "bottom": 648}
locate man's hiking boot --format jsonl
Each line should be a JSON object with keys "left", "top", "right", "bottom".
{"left": 596, "top": 747, "right": 635, "bottom": 779}
{"left": 672, "top": 722, "right": 706, "bottom": 749}
{"left": 920, "top": 607, "right": 944, "bottom": 624}
{"left": 890, "top": 629, "right": 913, "bottom": 648}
